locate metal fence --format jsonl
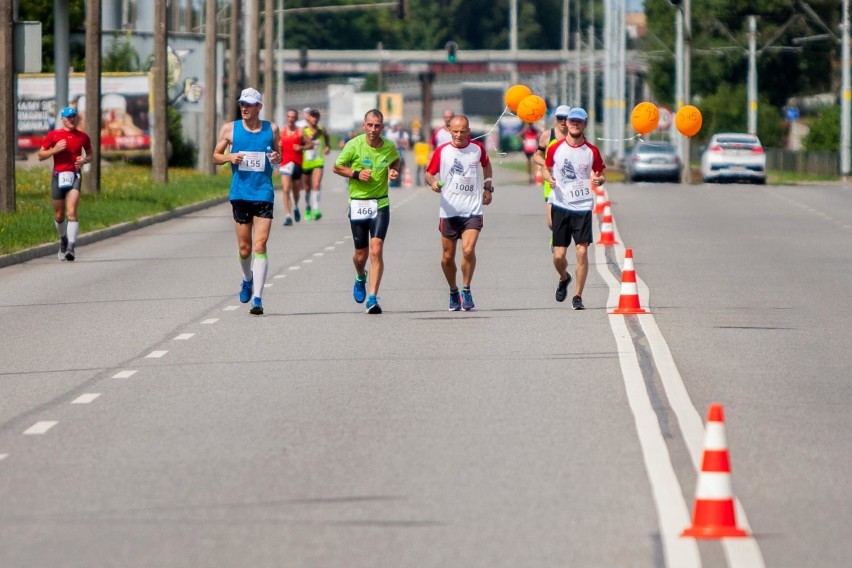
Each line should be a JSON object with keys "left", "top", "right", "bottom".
{"left": 765, "top": 148, "right": 839, "bottom": 176}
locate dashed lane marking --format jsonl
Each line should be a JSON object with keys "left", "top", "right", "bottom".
{"left": 223, "top": 306, "right": 239, "bottom": 311}
{"left": 174, "top": 333, "right": 194, "bottom": 340}
{"left": 24, "top": 421, "right": 58, "bottom": 435}
{"left": 146, "top": 350, "right": 168, "bottom": 358}
{"left": 201, "top": 318, "right": 219, "bottom": 324}
{"left": 113, "top": 370, "right": 138, "bottom": 379}
{"left": 71, "top": 393, "right": 101, "bottom": 404}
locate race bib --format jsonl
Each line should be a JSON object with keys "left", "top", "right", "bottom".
{"left": 447, "top": 175, "right": 477, "bottom": 195}
{"left": 237, "top": 151, "right": 265, "bottom": 172}
{"left": 559, "top": 178, "right": 592, "bottom": 203}
{"left": 279, "top": 161, "right": 295, "bottom": 175}
{"left": 57, "top": 171, "right": 76, "bottom": 189}
{"left": 350, "top": 199, "right": 378, "bottom": 221}
{"left": 523, "top": 137, "right": 538, "bottom": 152}
{"left": 304, "top": 147, "right": 318, "bottom": 161}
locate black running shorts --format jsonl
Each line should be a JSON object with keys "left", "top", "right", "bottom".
{"left": 551, "top": 207, "right": 593, "bottom": 247}
{"left": 50, "top": 172, "right": 82, "bottom": 200}
{"left": 438, "top": 215, "right": 484, "bottom": 240}
{"left": 231, "top": 200, "right": 274, "bottom": 224}
{"left": 349, "top": 206, "right": 390, "bottom": 249}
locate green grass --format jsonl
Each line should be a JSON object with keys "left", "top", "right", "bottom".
{"left": 1, "top": 165, "right": 231, "bottom": 255}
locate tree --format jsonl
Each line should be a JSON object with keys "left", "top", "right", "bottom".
{"left": 19, "top": 0, "right": 86, "bottom": 72}
{"left": 103, "top": 32, "right": 141, "bottom": 72}
{"left": 803, "top": 104, "right": 840, "bottom": 152}
{"left": 698, "top": 83, "right": 783, "bottom": 146}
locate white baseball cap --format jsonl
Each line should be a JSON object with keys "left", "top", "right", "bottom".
{"left": 238, "top": 88, "right": 263, "bottom": 105}
{"left": 554, "top": 105, "right": 571, "bottom": 118}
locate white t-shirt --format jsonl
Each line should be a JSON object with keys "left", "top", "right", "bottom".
{"left": 426, "top": 140, "right": 491, "bottom": 218}
{"left": 544, "top": 138, "right": 606, "bottom": 212}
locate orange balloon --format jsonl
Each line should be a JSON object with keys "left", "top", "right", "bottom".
{"left": 504, "top": 84, "right": 532, "bottom": 112}
{"left": 516, "top": 94, "right": 547, "bottom": 123}
{"left": 675, "top": 105, "right": 703, "bottom": 137}
{"left": 631, "top": 101, "right": 660, "bottom": 135}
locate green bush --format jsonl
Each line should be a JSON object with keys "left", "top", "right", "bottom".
{"left": 803, "top": 104, "right": 840, "bottom": 152}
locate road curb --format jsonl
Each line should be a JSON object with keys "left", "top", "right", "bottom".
{"left": 0, "top": 196, "right": 229, "bottom": 269}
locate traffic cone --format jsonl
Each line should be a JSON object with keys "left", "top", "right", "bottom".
{"left": 593, "top": 188, "right": 607, "bottom": 215}
{"left": 610, "top": 248, "right": 647, "bottom": 314}
{"left": 535, "top": 167, "right": 543, "bottom": 185}
{"left": 596, "top": 203, "right": 618, "bottom": 245}
{"left": 403, "top": 167, "right": 413, "bottom": 187}
{"left": 682, "top": 404, "right": 749, "bottom": 539}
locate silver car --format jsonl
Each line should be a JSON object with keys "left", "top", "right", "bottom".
{"left": 700, "top": 133, "right": 767, "bottom": 184}
{"left": 624, "top": 141, "right": 682, "bottom": 183}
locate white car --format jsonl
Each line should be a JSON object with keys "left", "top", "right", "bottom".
{"left": 700, "top": 133, "right": 767, "bottom": 184}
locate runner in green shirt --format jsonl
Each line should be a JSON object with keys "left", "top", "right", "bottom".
{"left": 333, "top": 109, "right": 401, "bottom": 315}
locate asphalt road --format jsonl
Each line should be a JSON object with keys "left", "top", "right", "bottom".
{"left": 0, "top": 162, "right": 850, "bottom": 568}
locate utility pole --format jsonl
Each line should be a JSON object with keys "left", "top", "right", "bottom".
{"left": 747, "top": 15, "right": 758, "bottom": 135}
{"left": 276, "top": 0, "right": 284, "bottom": 125}
{"left": 228, "top": 0, "right": 242, "bottom": 120}
{"left": 575, "top": 25, "right": 582, "bottom": 107}
{"left": 510, "top": 0, "right": 518, "bottom": 85}
{"left": 842, "top": 0, "right": 850, "bottom": 179}
{"left": 561, "top": 0, "right": 569, "bottom": 104}
{"left": 54, "top": 0, "right": 69, "bottom": 110}
{"left": 587, "top": 11, "right": 596, "bottom": 140}
{"left": 683, "top": 0, "right": 692, "bottom": 182}
{"left": 153, "top": 0, "right": 168, "bottom": 184}
{"left": 0, "top": 0, "right": 15, "bottom": 212}
{"left": 247, "top": 0, "right": 259, "bottom": 89}
{"left": 264, "top": 0, "right": 274, "bottom": 120}
{"left": 202, "top": 0, "right": 217, "bottom": 175}
{"left": 84, "top": 0, "right": 101, "bottom": 194}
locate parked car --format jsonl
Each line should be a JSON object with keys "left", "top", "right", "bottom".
{"left": 624, "top": 141, "right": 682, "bottom": 183}
{"left": 700, "top": 133, "right": 766, "bottom": 184}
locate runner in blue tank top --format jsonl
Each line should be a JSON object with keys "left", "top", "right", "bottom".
{"left": 213, "top": 87, "right": 281, "bottom": 315}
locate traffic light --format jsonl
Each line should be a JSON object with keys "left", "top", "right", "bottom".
{"left": 445, "top": 41, "right": 458, "bottom": 64}
{"left": 299, "top": 47, "right": 308, "bottom": 70}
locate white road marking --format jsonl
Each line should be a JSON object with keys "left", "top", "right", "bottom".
{"left": 223, "top": 305, "right": 239, "bottom": 311}
{"left": 201, "top": 318, "right": 219, "bottom": 324}
{"left": 113, "top": 370, "right": 138, "bottom": 379}
{"left": 24, "top": 421, "right": 58, "bottom": 435}
{"left": 265, "top": 283, "right": 274, "bottom": 287}
{"left": 71, "top": 393, "right": 101, "bottom": 404}
{"left": 0, "top": 454, "right": 7, "bottom": 462}
{"left": 313, "top": 252, "right": 324, "bottom": 257}
{"left": 599, "top": 218, "right": 766, "bottom": 568}
{"left": 324, "top": 246, "right": 335, "bottom": 251}
{"left": 146, "top": 350, "right": 168, "bottom": 358}
{"left": 273, "top": 274, "right": 287, "bottom": 279}
{"left": 302, "top": 259, "right": 313, "bottom": 264}
{"left": 288, "top": 266, "right": 301, "bottom": 271}
{"left": 174, "top": 333, "right": 194, "bottom": 340}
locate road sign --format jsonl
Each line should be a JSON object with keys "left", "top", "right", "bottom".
{"left": 786, "top": 106, "right": 800, "bottom": 122}
{"left": 657, "top": 106, "right": 673, "bottom": 130}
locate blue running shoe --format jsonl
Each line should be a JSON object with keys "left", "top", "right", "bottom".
{"left": 294, "top": 208, "right": 301, "bottom": 222}
{"left": 366, "top": 295, "right": 382, "bottom": 314}
{"left": 240, "top": 278, "right": 253, "bottom": 303}
{"left": 353, "top": 272, "right": 367, "bottom": 303}
{"left": 283, "top": 215, "right": 293, "bottom": 226}
{"left": 448, "top": 290, "right": 461, "bottom": 311}
{"left": 461, "top": 289, "right": 475, "bottom": 311}
{"left": 249, "top": 296, "right": 264, "bottom": 315}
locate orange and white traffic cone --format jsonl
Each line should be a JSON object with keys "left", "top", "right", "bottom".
{"left": 403, "top": 167, "right": 413, "bottom": 187}
{"left": 682, "top": 404, "right": 749, "bottom": 538}
{"left": 610, "top": 248, "right": 648, "bottom": 314}
{"left": 593, "top": 188, "right": 607, "bottom": 215}
{"left": 535, "top": 167, "right": 543, "bottom": 185}
{"left": 597, "top": 202, "right": 618, "bottom": 245}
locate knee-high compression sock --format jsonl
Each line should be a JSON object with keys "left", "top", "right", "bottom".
{"left": 251, "top": 253, "right": 268, "bottom": 299}
{"left": 55, "top": 218, "right": 67, "bottom": 238}
{"left": 67, "top": 220, "right": 79, "bottom": 246}
{"left": 310, "top": 189, "right": 320, "bottom": 211}
{"left": 239, "top": 254, "right": 252, "bottom": 281}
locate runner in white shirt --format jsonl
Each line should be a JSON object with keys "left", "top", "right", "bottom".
{"left": 542, "top": 107, "right": 606, "bottom": 310}
{"left": 425, "top": 115, "right": 493, "bottom": 311}
{"left": 430, "top": 109, "right": 455, "bottom": 149}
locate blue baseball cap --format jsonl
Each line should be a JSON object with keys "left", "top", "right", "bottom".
{"left": 567, "top": 107, "right": 588, "bottom": 121}
{"left": 60, "top": 106, "right": 78, "bottom": 118}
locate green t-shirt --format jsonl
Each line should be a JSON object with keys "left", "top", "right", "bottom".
{"left": 336, "top": 134, "right": 400, "bottom": 208}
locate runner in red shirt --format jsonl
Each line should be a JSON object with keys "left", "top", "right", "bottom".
{"left": 38, "top": 106, "right": 93, "bottom": 261}
{"left": 277, "top": 108, "right": 314, "bottom": 226}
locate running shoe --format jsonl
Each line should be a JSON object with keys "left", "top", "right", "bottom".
{"left": 353, "top": 272, "right": 367, "bottom": 303}
{"left": 239, "top": 277, "right": 253, "bottom": 303}
{"left": 312, "top": 210, "right": 322, "bottom": 221}
{"left": 59, "top": 236, "right": 68, "bottom": 260}
{"left": 448, "top": 290, "right": 461, "bottom": 311}
{"left": 555, "top": 274, "right": 572, "bottom": 302}
{"left": 283, "top": 215, "right": 293, "bottom": 226}
{"left": 64, "top": 246, "right": 75, "bottom": 262}
{"left": 250, "top": 297, "right": 264, "bottom": 315}
{"left": 293, "top": 208, "right": 301, "bottom": 222}
{"left": 461, "top": 289, "right": 475, "bottom": 311}
{"left": 366, "top": 295, "right": 382, "bottom": 314}
{"left": 305, "top": 206, "right": 313, "bottom": 220}
{"left": 572, "top": 295, "right": 585, "bottom": 310}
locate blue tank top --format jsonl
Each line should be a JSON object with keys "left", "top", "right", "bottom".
{"left": 229, "top": 120, "right": 275, "bottom": 202}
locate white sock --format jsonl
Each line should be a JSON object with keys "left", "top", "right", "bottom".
{"left": 252, "top": 253, "right": 268, "bottom": 299}
{"left": 239, "top": 255, "right": 252, "bottom": 281}
{"left": 304, "top": 190, "right": 311, "bottom": 208}
{"left": 311, "top": 190, "right": 320, "bottom": 211}
{"left": 55, "top": 219, "right": 67, "bottom": 238}
{"left": 67, "top": 220, "right": 79, "bottom": 245}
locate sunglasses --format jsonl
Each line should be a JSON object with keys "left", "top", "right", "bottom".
{"left": 555, "top": 116, "right": 568, "bottom": 121}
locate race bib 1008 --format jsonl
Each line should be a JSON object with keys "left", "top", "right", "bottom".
{"left": 237, "top": 151, "right": 265, "bottom": 172}
{"left": 57, "top": 171, "right": 76, "bottom": 189}
{"left": 447, "top": 175, "right": 477, "bottom": 195}
{"left": 350, "top": 199, "right": 379, "bottom": 221}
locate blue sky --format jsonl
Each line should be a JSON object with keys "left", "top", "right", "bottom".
{"left": 627, "top": 0, "right": 644, "bottom": 13}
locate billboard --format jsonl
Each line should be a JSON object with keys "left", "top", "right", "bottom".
{"left": 17, "top": 72, "right": 152, "bottom": 154}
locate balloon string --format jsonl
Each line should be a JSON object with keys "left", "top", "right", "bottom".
{"left": 472, "top": 106, "right": 513, "bottom": 161}
{"left": 594, "top": 133, "right": 644, "bottom": 143}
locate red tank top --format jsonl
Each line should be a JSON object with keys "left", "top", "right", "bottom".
{"left": 280, "top": 127, "right": 303, "bottom": 165}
